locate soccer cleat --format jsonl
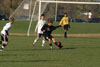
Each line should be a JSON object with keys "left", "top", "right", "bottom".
{"left": 0, "top": 48, "right": 3, "bottom": 51}
{"left": 32, "top": 42, "right": 35, "bottom": 46}
{"left": 50, "top": 46, "right": 53, "bottom": 49}
{"left": 64, "top": 36, "right": 67, "bottom": 38}
{"left": 42, "top": 44, "right": 44, "bottom": 47}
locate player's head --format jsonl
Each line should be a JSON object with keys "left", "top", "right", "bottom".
{"left": 89, "top": 10, "right": 91, "bottom": 12}
{"left": 9, "top": 17, "right": 14, "bottom": 24}
{"left": 48, "top": 20, "right": 53, "bottom": 26}
{"left": 40, "top": 14, "right": 45, "bottom": 20}
{"left": 64, "top": 13, "right": 67, "bottom": 17}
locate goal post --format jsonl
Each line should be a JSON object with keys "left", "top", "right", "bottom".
{"left": 27, "top": 0, "right": 37, "bottom": 36}
{"left": 39, "top": 0, "right": 100, "bottom": 4}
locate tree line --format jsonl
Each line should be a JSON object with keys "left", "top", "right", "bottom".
{"left": 0, "top": 0, "right": 23, "bottom": 17}
{"left": 0, "top": 0, "right": 100, "bottom": 19}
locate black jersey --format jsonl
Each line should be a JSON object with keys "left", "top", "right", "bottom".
{"left": 41, "top": 24, "right": 61, "bottom": 36}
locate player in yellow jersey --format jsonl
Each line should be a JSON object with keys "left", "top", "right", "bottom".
{"left": 59, "top": 13, "right": 70, "bottom": 38}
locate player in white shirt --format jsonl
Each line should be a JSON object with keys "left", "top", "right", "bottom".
{"left": 0, "top": 18, "right": 14, "bottom": 51}
{"left": 32, "top": 14, "right": 46, "bottom": 47}
{"left": 88, "top": 10, "right": 92, "bottom": 23}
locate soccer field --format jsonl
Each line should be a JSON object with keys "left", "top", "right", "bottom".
{"left": 0, "top": 36, "right": 100, "bottom": 67}
{"left": 0, "top": 21, "right": 100, "bottom": 67}
{"left": 0, "top": 21, "right": 100, "bottom": 34}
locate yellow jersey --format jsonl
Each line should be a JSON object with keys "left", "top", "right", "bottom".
{"left": 59, "top": 17, "right": 69, "bottom": 25}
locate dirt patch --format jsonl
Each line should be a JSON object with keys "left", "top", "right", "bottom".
{"left": 9, "top": 33, "right": 100, "bottom": 38}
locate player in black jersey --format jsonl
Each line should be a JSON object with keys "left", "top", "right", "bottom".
{"left": 41, "top": 20, "right": 63, "bottom": 49}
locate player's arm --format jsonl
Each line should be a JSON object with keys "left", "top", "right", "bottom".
{"left": 52, "top": 25, "right": 61, "bottom": 31}
{"left": 59, "top": 18, "right": 63, "bottom": 25}
{"left": 41, "top": 24, "right": 46, "bottom": 32}
{"left": 5, "top": 30, "right": 9, "bottom": 35}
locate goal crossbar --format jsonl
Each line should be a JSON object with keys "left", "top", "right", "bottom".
{"left": 38, "top": 0, "right": 100, "bottom": 5}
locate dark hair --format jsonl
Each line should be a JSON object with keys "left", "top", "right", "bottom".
{"left": 64, "top": 13, "right": 67, "bottom": 15}
{"left": 9, "top": 17, "right": 14, "bottom": 21}
{"left": 48, "top": 20, "right": 53, "bottom": 24}
{"left": 89, "top": 10, "right": 91, "bottom": 12}
{"left": 41, "top": 14, "right": 45, "bottom": 17}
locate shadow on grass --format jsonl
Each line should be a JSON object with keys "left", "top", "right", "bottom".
{"left": 62, "top": 48, "right": 76, "bottom": 50}
{"left": 0, "top": 60, "right": 59, "bottom": 63}
{"left": 2, "top": 46, "right": 100, "bottom": 52}
{"left": 5, "top": 47, "right": 76, "bottom": 51}
{"left": 0, "top": 53, "right": 35, "bottom": 56}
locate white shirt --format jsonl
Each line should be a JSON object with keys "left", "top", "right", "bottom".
{"left": 35, "top": 20, "right": 46, "bottom": 34}
{"left": 88, "top": 12, "right": 92, "bottom": 19}
{"left": 1, "top": 22, "right": 12, "bottom": 35}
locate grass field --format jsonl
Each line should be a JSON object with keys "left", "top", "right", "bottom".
{"left": 0, "top": 21, "right": 100, "bottom": 67}
{"left": 0, "top": 21, "right": 100, "bottom": 34}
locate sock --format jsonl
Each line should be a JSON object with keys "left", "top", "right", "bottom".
{"left": 33, "top": 38, "right": 38, "bottom": 44}
{"left": 42, "top": 40, "right": 45, "bottom": 46}
{"left": 0, "top": 41, "right": 2, "bottom": 44}
{"left": 64, "top": 32, "right": 67, "bottom": 38}
{"left": 49, "top": 43, "right": 52, "bottom": 49}
{"left": 49, "top": 43, "right": 52, "bottom": 46}
{"left": 2, "top": 44, "right": 7, "bottom": 49}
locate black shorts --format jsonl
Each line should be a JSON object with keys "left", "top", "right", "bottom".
{"left": 64, "top": 24, "right": 69, "bottom": 30}
{"left": 43, "top": 35, "right": 54, "bottom": 40}
{"left": 38, "top": 33, "right": 43, "bottom": 37}
{"left": 1, "top": 34, "right": 8, "bottom": 42}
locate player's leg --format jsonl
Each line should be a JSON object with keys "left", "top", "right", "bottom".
{"left": 48, "top": 38, "right": 52, "bottom": 49}
{"left": 32, "top": 34, "right": 41, "bottom": 46}
{"left": 52, "top": 38, "right": 59, "bottom": 48}
{"left": 2, "top": 41, "right": 8, "bottom": 49}
{"left": 42, "top": 37, "right": 45, "bottom": 47}
{"left": 0, "top": 35, "right": 2, "bottom": 44}
{"left": 43, "top": 35, "right": 52, "bottom": 49}
{"left": 52, "top": 38, "right": 63, "bottom": 48}
{"left": 0, "top": 41, "right": 2, "bottom": 44}
{"left": 0, "top": 35, "right": 8, "bottom": 51}
{"left": 64, "top": 29, "right": 67, "bottom": 38}
{"left": 48, "top": 36, "right": 57, "bottom": 46}
{"left": 32, "top": 36, "right": 40, "bottom": 45}
{"left": 50, "top": 36, "right": 59, "bottom": 48}
{"left": 64, "top": 25, "right": 68, "bottom": 38}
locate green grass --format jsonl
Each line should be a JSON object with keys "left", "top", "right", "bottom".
{"left": 0, "top": 21, "right": 100, "bottom": 67}
{"left": 0, "top": 36, "right": 100, "bottom": 67}
{"left": 0, "top": 21, "right": 100, "bottom": 34}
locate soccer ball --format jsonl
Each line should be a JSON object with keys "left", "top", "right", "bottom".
{"left": 57, "top": 41, "right": 63, "bottom": 48}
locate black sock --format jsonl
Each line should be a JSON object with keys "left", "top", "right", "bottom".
{"left": 49, "top": 43, "right": 52, "bottom": 46}
{"left": 54, "top": 42, "right": 57, "bottom": 46}
{"left": 2, "top": 44, "right": 7, "bottom": 48}
{"left": 64, "top": 32, "right": 67, "bottom": 38}
{"left": 0, "top": 41, "right": 2, "bottom": 44}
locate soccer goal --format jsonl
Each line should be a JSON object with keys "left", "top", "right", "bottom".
{"left": 10, "top": 0, "right": 100, "bottom": 36}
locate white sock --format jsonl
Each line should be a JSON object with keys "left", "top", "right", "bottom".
{"left": 42, "top": 40, "right": 45, "bottom": 46}
{"left": 33, "top": 38, "right": 38, "bottom": 44}
{"left": 2, "top": 46, "right": 4, "bottom": 49}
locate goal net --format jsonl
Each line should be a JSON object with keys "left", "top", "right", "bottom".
{"left": 10, "top": 0, "right": 49, "bottom": 21}
{"left": 10, "top": 0, "right": 100, "bottom": 36}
